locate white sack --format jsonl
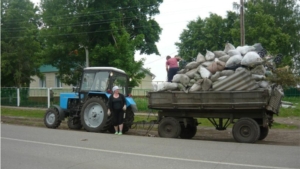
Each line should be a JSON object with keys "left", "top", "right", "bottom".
{"left": 189, "top": 79, "right": 203, "bottom": 92}
{"left": 199, "top": 66, "right": 211, "bottom": 78}
{"left": 205, "top": 50, "right": 215, "bottom": 61}
{"left": 196, "top": 53, "right": 206, "bottom": 63}
{"left": 161, "top": 82, "right": 178, "bottom": 91}
{"left": 228, "top": 49, "right": 240, "bottom": 56}
{"left": 252, "top": 74, "right": 266, "bottom": 81}
{"left": 201, "top": 61, "right": 213, "bottom": 67}
{"left": 185, "top": 68, "right": 199, "bottom": 78}
{"left": 219, "top": 55, "right": 231, "bottom": 63}
{"left": 235, "top": 67, "right": 247, "bottom": 73}
{"left": 224, "top": 43, "right": 235, "bottom": 53}
{"left": 188, "top": 79, "right": 196, "bottom": 87}
{"left": 211, "top": 71, "right": 221, "bottom": 82}
{"left": 225, "top": 55, "right": 243, "bottom": 68}
{"left": 194, "top": 73, "right": 201, "bottom": 80}
{"left": 202, "top": 78, "right": 212, "bottom": 91}
{"left": 213, "top": 51, "right": 226, "bottom": 58}
{"left": 177, "top": 69, "right": 187, "bottom": 74}
{"left": 179, "top": 74, "right": 190, "bottom": 87}
{"left": 172, "top": 74, "right": 181, "bottom": 83}
{"left": 236, "top": 45, "right": 256, "bottom": 55}
{"left": 251, "top": 65, "right": 265, "bottom": 75}
{"left": 185, "top": 61, "right": 201, "bottom": 70}
{"left": 259, "top": 81, "right": 269, "bottom": 88}
{"left": 241, "top": 51, "right": 263, "bottom": 67}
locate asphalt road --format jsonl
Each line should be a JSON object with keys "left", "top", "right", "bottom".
{"left": 1, "top": 124, "right": 299, "bottom": 169}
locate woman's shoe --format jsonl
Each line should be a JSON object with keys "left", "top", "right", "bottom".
{"left": 115, "top": 132, "right": 118, "bottom": 135}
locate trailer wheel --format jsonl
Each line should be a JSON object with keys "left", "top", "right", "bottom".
{"left": 44, "top": 108, "right": 61, "bottom": 129}
{"left": 180, "top": 123, "right": 197, "bottom": 139}
{"left": 258, "top": 126, "right": 269, "bottom": 140}
{"left": 81, "top": 97, "right": 107, "bottom": 132}
{"left": 158, "top": 117, "right": 181, "bottom": 138}
{"left": 67, "top": 117, "right": 82, "bottom": 130}
{"left": 232, "top": 118, "right": 260, "bottom": 143}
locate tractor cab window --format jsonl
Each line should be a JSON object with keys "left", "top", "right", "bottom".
{"left": 112, "top": 74, "right": 127, "bottom": 95}
{"left": 81, "top": 71, "right": 109, "bottom": 91}
{"left": 91, "top": 72, "right": 109, "bottom": 91}
{"left": 81, "top": 72, "right": 95, "bottom": 91}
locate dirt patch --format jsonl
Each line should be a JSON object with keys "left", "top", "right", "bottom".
{"left": 1, "top": 116, "right": 300, "bottom": 146}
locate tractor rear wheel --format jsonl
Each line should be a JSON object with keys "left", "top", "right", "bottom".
{"left": 105, "top": 108, "right": 134, "bottom": 133}
{"left": 67, "top": 117, "right": 83, "bottom": 130}
{"left": 81, "top": 97, "right": 107, "bottom": 132}
{"left": 44, "top": 108, "right": 61, "bottom": 129}
{"left": 123, "top": 109, "right": 135, "bottom": 133}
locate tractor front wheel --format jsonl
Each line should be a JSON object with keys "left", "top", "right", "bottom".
{"left": 81, "top": 97, "right": 107, "bottom": 132}
{"left": 44, "top": 108, "right": 61, "bottom": 129}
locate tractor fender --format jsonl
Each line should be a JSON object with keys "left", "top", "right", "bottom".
{"left": 125, "top": 97, "right": 138, "bottom": 112}
{"left": 52, "top": 105, "right": 65, "bottom": 121}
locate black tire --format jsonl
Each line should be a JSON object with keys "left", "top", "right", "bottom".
{"left": 232, "top": 118, "right": 260, "bottom": 143}
{"left": 100, "top": 115, "right": 113, "bottom": 133}
{"left": 259, "top": 126, "right": 269, "bottom": 140}
{"left": 67, "top": 117, "right": 83, "bottom": 130}
{"left": 158, "top": 117, "right": 181, "bottom": 138}
{"left": 106, "top": 109, "right": 134, "bottom": 133}
{"left": 123, "top": 109, "right": 135, "bottom": 133}
{"left": 81, "top": 97, "right": 108, "bottom": 132}
{"left": 180, "top": 124, "right": 197, "bottom": 139}
{"left": 44, "top": 108, "right": 61, "bottom": 129}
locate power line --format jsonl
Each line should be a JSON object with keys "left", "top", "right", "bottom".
{"left": 2, "top": 7, "right": 202, "bottom": 32}
{"left": 2, "top": 20, "right": 191, "bottom": 39}
{"left": 2, "top": 3, "right": 161, "bottom": 24}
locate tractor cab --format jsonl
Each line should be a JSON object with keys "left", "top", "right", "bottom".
{"left": 79, "top": 67, "right": 129, "bottom": 102}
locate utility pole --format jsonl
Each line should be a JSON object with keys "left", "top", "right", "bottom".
{"left": 240, "top": 0, "right": 245, "bottom": 46}
{"left": 84, "top": 46, "right": 89, "bottom": 67}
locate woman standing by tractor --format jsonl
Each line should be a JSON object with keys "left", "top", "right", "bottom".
{"left": 107, "top": 86, "right": 127, "bottom": 135}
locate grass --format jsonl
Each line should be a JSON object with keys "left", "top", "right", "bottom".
{"left": 1, "top": 107, "right": 45, "bottom": 118}
{"left": 0, "top": 107, "right": 156, "bottom": 123}
{"left": 279, "top": 97, "right": 300, "bottom": 117}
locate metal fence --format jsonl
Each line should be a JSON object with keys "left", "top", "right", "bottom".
{"left": 1, "top": 87, "right": 152, "bottom": 108}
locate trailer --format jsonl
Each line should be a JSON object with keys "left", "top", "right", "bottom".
{"left": 147, "top": 85, "right": 283, "bottom": 143}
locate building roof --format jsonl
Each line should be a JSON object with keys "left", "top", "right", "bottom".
{"left": 39, "top": 65, "right": 59, "bottom": 73}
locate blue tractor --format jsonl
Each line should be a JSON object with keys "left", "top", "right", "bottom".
{"left": 44, "top": 67, "right": 137, "bottom": 133}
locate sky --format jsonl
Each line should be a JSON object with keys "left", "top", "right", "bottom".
{"left": 30, "top": 0, "right": 238, "bottom": 82}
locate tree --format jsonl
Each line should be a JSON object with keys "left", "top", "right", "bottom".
{"left": 175, "top": 13, "right": 239, "bottom": 61}
{"left": 245, "top": 0, "right": 300, "bottom": 74}
{"left": 1, "top": 0, "right": 42, "bottom": 87}
{"left": 39, "top": 0, "right": 162, "bottom": 86}
{"left": 175, "top": 1, "right": 293, "bottom": 64}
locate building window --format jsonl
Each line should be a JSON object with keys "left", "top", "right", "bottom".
{"left": 55, "top": 76, "right": 62, "bottom": 87}
{"left": 39, "top": 78, "right": 46, "bottom": 87}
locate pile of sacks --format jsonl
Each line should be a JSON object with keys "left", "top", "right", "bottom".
{"left": 154, "top": 43, "right": 274, "bottom": 92}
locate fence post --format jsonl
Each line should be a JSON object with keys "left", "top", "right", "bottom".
{"left": 17, "top": 88, "right": 20, "bottom": 107}
{"left": 47, "top": 88, "right": 50, "bottom": 108}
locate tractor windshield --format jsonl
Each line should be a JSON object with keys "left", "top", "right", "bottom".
{"left": 112, "top": 73, "right": 128, "bottom": 95}
{"left": 81, "top": 71, "right": 109, "bottom": 91}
